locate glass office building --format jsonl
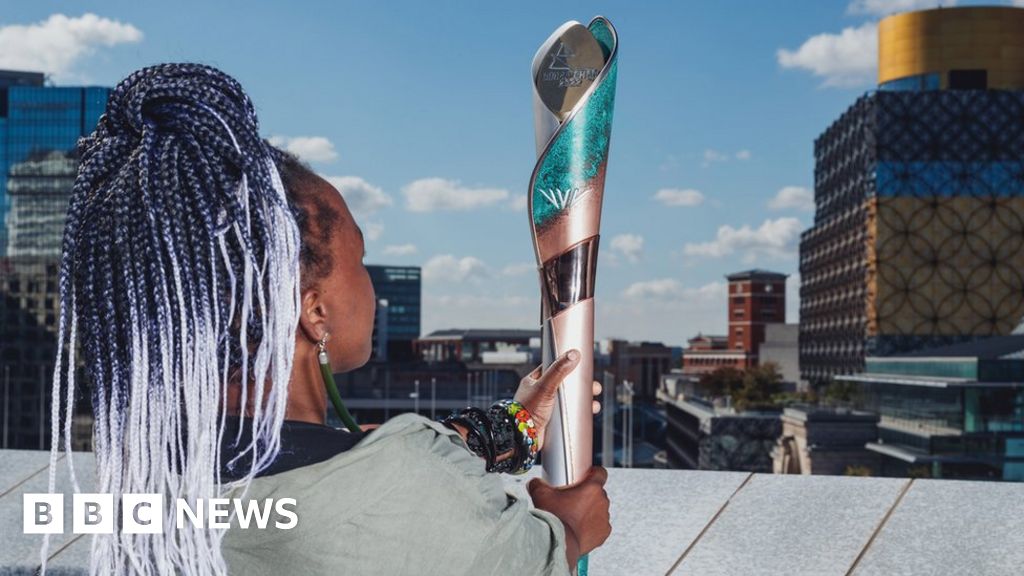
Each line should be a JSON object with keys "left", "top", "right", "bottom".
{"left": 0, "top": 71, "right": 110, "bottom": 449}
{"left": 366, "top": 265, "right": 421, "bottom": 362}
{"left": 838, "top": 335, "right": 1024, "bottom": 481}
{"left": 0, "top": 76, "right": 108, "bottom": 256}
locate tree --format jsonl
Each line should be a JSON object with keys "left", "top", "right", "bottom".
{"left": 733, "top": 363, "right": 784, "bottom": 411}
{"left": 822, "top": 380, "right": 861, "bottom": 406}
{"left": 697, "top": 366, "right": 744, "bottom": 399}
{"left": 845, "top": 465, "right": 873, "bottom": 477}
{"left": 907, "top": 465, "right": 932, "bottom": 479}
{"left": 696, "top": 363, "right": 785, "bottom": 411}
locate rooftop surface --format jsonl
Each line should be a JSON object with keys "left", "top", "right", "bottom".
{"left": 2, "top": 450, "right": 1023, "bottom": 575}
{"left": 725, "top": 269, "right": 788, "bottom": 281}
{"left": 418, "top": 328, "right": 540, "bottom": 341}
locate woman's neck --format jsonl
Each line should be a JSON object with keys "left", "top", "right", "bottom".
{"left": 224, "top": 340, "right": 328, "bottom": 425}
{"left": 283, "top": 342, "right": 329, "bottom": 424}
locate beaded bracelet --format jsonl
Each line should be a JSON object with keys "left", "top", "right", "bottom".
{"left": 441, "top": 400, "right": 539, "bottom": 475}
{"left": 496, "top": 400, "right": 539, "bottom": 474}
{"left": 442, "top": 407, "right": 496, "bottom": 470}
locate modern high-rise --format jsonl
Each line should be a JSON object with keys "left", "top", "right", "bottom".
{"left": 0, "top": 71, "right": 110, "bottom": 449}
{"left": 800, "top": 7, "right": 1024, "bottom": 385}
{"left": 365, "top": 265, "right": 421, "bottom": 362}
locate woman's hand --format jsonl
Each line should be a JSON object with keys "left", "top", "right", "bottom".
{"left": 513, "top": 349, "right": 602, "bottom": 449}
{"left": 529, "top": 466, "right": 612, "bottom": 566}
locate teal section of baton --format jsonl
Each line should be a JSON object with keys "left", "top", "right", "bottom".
{"left": 577, "top": 554, "right": 589, "bottom": 575}
{"left": 531, "top": 36, "right": 617, "bottom": 227}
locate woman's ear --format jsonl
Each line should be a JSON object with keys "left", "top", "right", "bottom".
{"left": 297, "top": 288, "right": 328, "bottom": 345}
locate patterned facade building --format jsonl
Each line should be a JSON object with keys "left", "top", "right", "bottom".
{"left": 801, "top": 90, "right": 1024, "bottom": 383}
{"left": 801, "top": 90, "right": 1024, "bottom": 384}
{"left": 800, "top": 7, "right": 1024, "bottom": 385}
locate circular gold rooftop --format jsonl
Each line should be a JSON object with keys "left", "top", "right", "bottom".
{"left": 878, "top": 6, "right": 1024, "bottom": 89}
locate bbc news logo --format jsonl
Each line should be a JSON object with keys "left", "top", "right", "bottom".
{"left": 23, "top": 494, "right": 298, "bottom": 534}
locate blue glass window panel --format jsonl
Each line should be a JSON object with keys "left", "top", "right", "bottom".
{"left": 876, "top": 161, "right": 1024, "bottom": 197}
{"left": 878, "top": 73, "right": 941, "bottom": 92}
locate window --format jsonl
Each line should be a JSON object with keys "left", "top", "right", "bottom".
{"left": 878, "top": 72, "right": 940, "bottom": 91}
{"left": 948, "top": 69, "right": 987, "bottom": 90}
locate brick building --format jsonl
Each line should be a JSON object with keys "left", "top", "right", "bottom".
{"left": 683, "top": 270, "right": 788, "bottom": 374}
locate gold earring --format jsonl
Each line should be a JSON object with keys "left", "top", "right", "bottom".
{"left": 318, "top": 332, "right": 330, "bottom": 364}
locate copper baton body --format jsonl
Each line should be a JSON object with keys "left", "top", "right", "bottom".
{"left": 529, "top": 16, "right": 618, "bottom": 489}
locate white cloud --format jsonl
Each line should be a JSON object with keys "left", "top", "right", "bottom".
{"left": 659, "top": 153, "right": 681, "bottom": 172}
{"left": 363, "top": 221, "right": 384, "bottom": 241}
{"left": 777, "top": 22, "right": 878, "bottom": 88}
{"left": 622, "top": 279, "right": 725, "bottom": 301}
{"left": 422, "top": 293, "right": 535, "bottom": 335}
{"left": 382, "top": 243, "right": 417, "bottom": 256}
{"left": 769, "top": 186, "right": 815, "bottom": 212}
{"left": 847, "top": 0, "right": 955, "bottom": 16}
{"left": 598, "top": 280, "right": 730, "bottom": 344}
{"left": 422, "top": 254, "right": 489, "bottom": 283}
{"left": 653, "top": 188, "right": 705, "bottom": 207}
{"left": 623, "top": 279, "right": 684, "bottom": 299}
{"left": 702, "top": 149, "right": 729, "bottom": 167}
{"left": 267, "top": 136, "right": 338, "bottom": 163}
{"left": 506, "top": 194, "right": 528, "bottom": 212}
{"left": 600, "top": 251, "right": 621, "bottom": 268}
{"left": 0, "top": 13, "right": 142, "bottom": 81}
{"left": 610, "top": 233, "right": 644, "bottom": 263}
{"left": 501, "top": 263, "right": 535, "bottom": 277}
{"left": 702, "top": 149, "right": 750, "bottom": 167}
{"left": 403, "top": 178, "right": 510, "bottom": 212}
{"left": 323, "top": 176, "right": 392, "bottom": 215}
{"left": 684, "top": 217, "right": 803, "bottom": 261}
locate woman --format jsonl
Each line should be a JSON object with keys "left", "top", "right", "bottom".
{"left": 48, "top": 63, "right": 609, "bottom": 575}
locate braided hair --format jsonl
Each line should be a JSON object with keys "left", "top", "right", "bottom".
{"left": 45, "top": 63, "right": 301, "bottom": 575}
{"left": 269, "top": 147, "right": 342, "bottom": 290}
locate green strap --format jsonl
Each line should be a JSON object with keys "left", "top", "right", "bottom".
{"left": 320, "top": 358, "right": 361, "bottom": 433}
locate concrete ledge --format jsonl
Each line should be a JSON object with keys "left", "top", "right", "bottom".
{"left": 2, "top": 450, "right": 1022, "bottom": 575}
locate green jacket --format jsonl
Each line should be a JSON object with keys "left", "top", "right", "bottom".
{"left": 222, "top": 413, "right": 571, "bottom": 575}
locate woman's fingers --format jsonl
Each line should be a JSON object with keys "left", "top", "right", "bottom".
{"left": 592, "top": 380, "right": 602, "bottom": 397}
{"left": 524, "top": 363, "right": 542, "bottom": 384}
{"left": 537, "top": 349, "right": 581, "bottom": 397}
{"left": 592, "top": 400, "right": 601, "bottom": 415}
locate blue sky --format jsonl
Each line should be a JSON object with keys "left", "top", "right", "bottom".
{"left": 0, "top": 0, "right": 1008, "bottom": 345}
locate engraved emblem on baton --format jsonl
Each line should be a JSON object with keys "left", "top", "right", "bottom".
{"left": 529, "top": 18, "right": 617, "bottom": 574}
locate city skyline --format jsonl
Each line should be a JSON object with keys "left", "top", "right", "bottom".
{"left": 1, "top": 0, "right": 1016, "bottom": 345}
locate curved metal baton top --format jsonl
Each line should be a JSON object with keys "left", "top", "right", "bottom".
{"left": 529, "top": 16, "right": 618, "bottom": 491}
